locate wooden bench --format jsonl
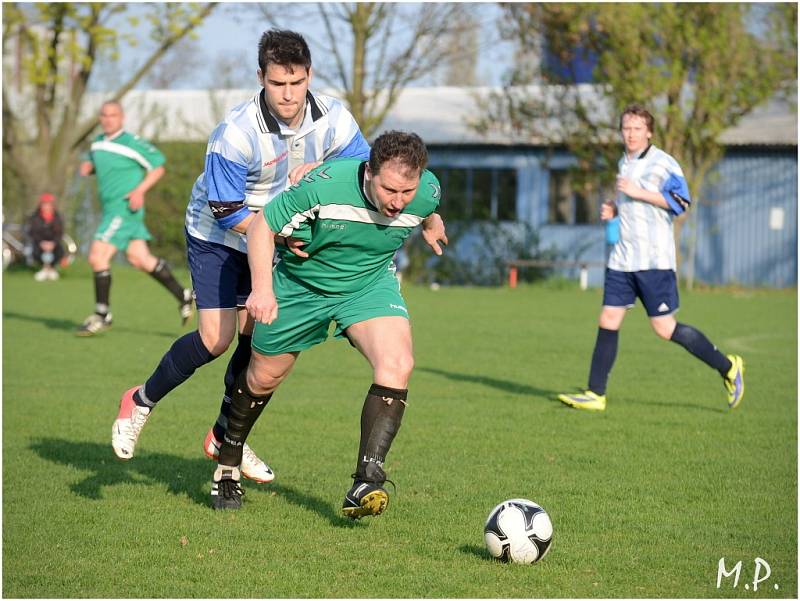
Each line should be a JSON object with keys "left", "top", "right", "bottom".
{"left": 506, "top": 259, "right": 606, "bottom": 290}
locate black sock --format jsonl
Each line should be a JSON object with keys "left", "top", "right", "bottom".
{"left": 670, "top": 322, "right": 732, "bottom": 376}
{"left": 218, "top": 370, "right": 272, "bottom": 467}
{"left": 93, "top": 270, "right": 111, "bottom": 316}
{"left": 587, "top": 327, "right": 619, "bottom": 396}
{"left": 212, "top": 334, "right": 253, "bottom": 441}
{"left": 149, "top": 258, "right": 187, "bottom": 302}
{"left": 134, "top": 331, "right": 218, "bottom": 408}
{"left": 355, "top": 383, "right": 407, "bottom": 483}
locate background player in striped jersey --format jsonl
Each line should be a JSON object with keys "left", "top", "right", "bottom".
{"left": 558, "top": 104, "right": 744, "bottom": 412}
{"left": 77, "top": 101, "right": 193, "bottom": 336}
{"left": 111, "top": 31, "right": 447, "bottom": 483}
{"left": 211, "top": 131, "right": 445, "bottom": 516}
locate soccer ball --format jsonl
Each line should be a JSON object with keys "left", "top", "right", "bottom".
{"left": 484, "top": 498, "right": 553, "bottom": 564}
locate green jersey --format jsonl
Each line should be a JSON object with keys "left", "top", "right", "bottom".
{"left": 89, "top": 131, "right": 165, "bottom": 213}
{"left": 263, "top": 159, "right": 440, "bottom": 295}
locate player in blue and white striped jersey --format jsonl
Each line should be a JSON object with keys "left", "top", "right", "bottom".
{"left": 558, "top": 104, "right": 744, "bottom": 412}
{"left": 111, "top": 30, "right": 447, "bottom": 480}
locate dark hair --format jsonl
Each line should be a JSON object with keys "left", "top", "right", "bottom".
{"left": 619, "top": 104, "right": 655, "bottom": 133}
{"left": 369, "top": 131, "right": 428, "bottom": 174}
{"left": 258, "top": 30, "right": 312, "bottom": 73}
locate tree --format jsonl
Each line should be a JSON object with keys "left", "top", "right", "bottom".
{"left": 2, "top": 3, "right": 217, "bottom": 220}
{"left": 478, "top": 3, "right": 797, "bottom": 288}
{"left": 255, "top": 2, "right": 477, "bottom": 136}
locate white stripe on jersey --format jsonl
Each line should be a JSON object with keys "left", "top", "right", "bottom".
{"left": 317, "top": 204, "right": 425, "bottom": 227}
{"left": 185, "top": 91, "right": 364, "bottom": 253}
{"left": 277, "top": 205, "right": 321, "bottom": 237}
{"left": 91, "top": 140, "right": 154, "bottom": 171}
{"left": 608, "top": 145, "right": 682, "bottom": 272}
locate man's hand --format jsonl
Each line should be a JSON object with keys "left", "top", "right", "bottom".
{"left": 246, "top": 288, "right": 278, "bottom": 325}
{"left": 616, "top": 176, "right": 644, "bottom": 199}
{"left": 40, "top": 240, "right": 56, "bottom": 252}
{"left": 126, "top": 187, "right": 145, "bottom": 211}
{"left": 288, "top": 162, "right": 322, "bottom": 185}
{"left": 421, "top": 213, "right": 448, "bottom": 256}
{"left": 284, "top": 236, "right": 309, "bottom": 258}
{"left": 79, "top": 161, "right": 94, "bottom": 177}
{"left": 600, "top": 201, "right": 617, "bottom": 221}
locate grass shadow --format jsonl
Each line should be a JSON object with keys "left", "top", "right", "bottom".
{"left": 417, "top": 366, "right": 555, "bottom": 399}
{"left": 268, "top": 482, "right": 361, "bottom": 529}
{"left": 29, "top": 438, "right": 211, "bottom": 506}
{"left": 459, "top": 543, "right": 492, "bottom": 561}
{"left": 4, "top": 310, "right": 176, "bottom": 338}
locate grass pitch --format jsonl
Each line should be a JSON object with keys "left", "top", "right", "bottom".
{"left": 2, "top": 262, "right": 796, "bottom": 598}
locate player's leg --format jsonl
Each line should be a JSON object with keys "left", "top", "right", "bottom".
{"left": 76, "top": 238, "right": 117, "bottom": 336}
{"left": 641, "top": 270, "right": 744, "bottom": 408}
{"left": 112, "top": 235, "right": 240, "bottom": 459}
{"left": 333, "top": 274, "right": 414, "bottom": 518}
{"left": 203, "top": 308, "right": 275, "bottom": 483}
{"left": 559, "top": 269, "right": 633, "bottom": 411}
{"left": 342, "top": 316, "right": 412, "bottom": 519}
{"left": 126, "top": 239, "right": 194, "bottom": 325}
{"left": 211, "top": 270, "right": 331, "bottom": 509}
{"left": 211, "top": 351, "right": 298, "bottom": 510}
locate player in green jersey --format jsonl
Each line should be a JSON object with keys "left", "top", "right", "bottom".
{"left": 210, "top": 131, "right": 445, "bottom": 516}
{"left": 76, "top": 100, "right": 193, "bottom": 336}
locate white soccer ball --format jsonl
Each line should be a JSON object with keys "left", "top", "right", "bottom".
{"left": 484, "top": 498, "right": 553, "bottom": 564}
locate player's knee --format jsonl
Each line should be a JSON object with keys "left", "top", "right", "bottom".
{"left": 374, "top": 353, "right": 414, "bottom": 388}
{"left": 246, "top": 367, "right": 286, "bottom": 396}
{"left": 650, "top": 318, "right": 676, "bottom": 340}
{"left": 199, "top": 330, "right": 234, "bottom": 357}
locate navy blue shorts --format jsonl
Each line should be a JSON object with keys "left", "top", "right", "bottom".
{"left": 186, "top": 231, "right": 250, "bottom": 309}
{"left": 602, "top": 268, "right": 679, "bottom": 317}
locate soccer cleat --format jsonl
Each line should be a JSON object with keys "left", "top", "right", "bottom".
{"left": 557, "top": 390, "right": 607, "bottom": 411}
{"left": 211, "top": 465, "right": 244, "bottom": 510}
{"left": 112, "top": 386, "right": 151, "bottom": 459}
{"left": 203, "top": 428, "right": 274, "bottom": 483}
{"left": 34, "top": 269, "right": 49, "bottom": 282}
{"left": 723, "top": 354, "right": 745, "bottom": 409}
{"left": 76, "top": 312, "right": 113, "bottom": 336}
{"left": 342, "top": 480, "right": 389, "bottom": 520}
{"left": 179, "top": 289, "right": 195, "bottom": 326}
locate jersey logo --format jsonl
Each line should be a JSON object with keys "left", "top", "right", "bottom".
{"left": 428, "top": 182, "right": 441, "bottom": 199}
{"left": 264, "top": 150, "right": 288, "bottom": 167}
{"left": 302, "top": 166, "right": 332, "bottom": 183}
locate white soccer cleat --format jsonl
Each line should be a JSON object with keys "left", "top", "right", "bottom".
{"left": 112, "top": 386, "right": 151, "bottom": 459}
{"left": 203, "top": 427, "right": 274, "bottom": 483}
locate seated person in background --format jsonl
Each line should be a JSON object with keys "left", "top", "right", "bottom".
{"left": 26, "top": 192, "right": 65, "bottom": 281}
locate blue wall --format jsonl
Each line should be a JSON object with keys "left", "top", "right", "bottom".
{"left": 429, "top": 145, "right": 797, "bottom": 288}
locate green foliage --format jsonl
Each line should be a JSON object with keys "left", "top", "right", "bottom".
{"left": 404, "top": 221, "right": 563, "bottom": 286}
{"left": 2, "top": 2, "right": 216, "bottom": 213}
{"left": 2, "top": 265, "right": 797, "bottom": 597}
{"left": 145, "top": 141, "right": 207, "bottom": 264}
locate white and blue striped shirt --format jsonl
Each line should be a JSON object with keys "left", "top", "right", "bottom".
{"left": 608, "top": 144, "right": 685, "bottom": 272}
{"left": 185, "top": 90, "right": 370, "bottom": 252}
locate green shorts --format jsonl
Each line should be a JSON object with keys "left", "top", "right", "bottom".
{"left": 94, "top": 210, "right": 151, "bottom": 251}
{"left": 251, "top": 268, "right": 409, "bottom": 356}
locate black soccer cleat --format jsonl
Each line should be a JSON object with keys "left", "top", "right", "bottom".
{"left": 211, "top": 466, "right": 244, "bottom": 510}
{"left": 342, "top": 480, "right": 389, "bottom": 520}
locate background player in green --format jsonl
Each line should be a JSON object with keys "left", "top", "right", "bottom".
{"left": 76, "top": 100, "right": 193, "bottom": 336}
{"left": 211, "top": 131, "right": 446, "bottom": 516}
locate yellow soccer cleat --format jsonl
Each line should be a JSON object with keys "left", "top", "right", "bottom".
{"left": 724, "top": 354, "right": 745, "bottom": 409}
{"left": 558, "top": 390, "right": 607, "bottom": 411}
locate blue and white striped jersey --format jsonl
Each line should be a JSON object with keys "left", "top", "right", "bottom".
{"left": 185, "top": 89, "right": 370, "bottom": 252}
{"left": 608, "top": 144, "right": 685, "bottom": 272}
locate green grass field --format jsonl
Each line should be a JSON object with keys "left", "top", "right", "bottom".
{"left": 3, "top": 262, "right": 797, "bottom": 598}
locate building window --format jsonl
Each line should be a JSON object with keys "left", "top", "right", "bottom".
{"left": 434, "top": 167, "right": 518, "bottom": 220}
{"left": 547, "top": 169, "right": 608, "bottom": 224}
